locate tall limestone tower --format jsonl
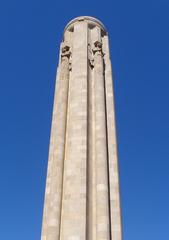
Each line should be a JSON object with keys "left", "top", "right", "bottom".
{"left": 41, "top": 16, "right": 122, "bottom": 240}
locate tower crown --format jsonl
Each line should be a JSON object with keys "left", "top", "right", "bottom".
{"left": 64, "top": 16, "right": 107, "bottom": 33}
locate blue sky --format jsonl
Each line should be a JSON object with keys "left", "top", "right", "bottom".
{"left": 0, "top": 0, "right": 169, "bottom": 239}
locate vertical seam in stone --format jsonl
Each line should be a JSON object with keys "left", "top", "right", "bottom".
{"left": 103, "top": 53, "right": 112, "bottom": 240}
{"left": 86, "top": 23, "right": 89, "bottom": 240}
{"left": 92, "top": 65, "right": 97, "bottom": 240}
{"left": 59, "top": 66, "right": 70, "bottom": 240}
{"left": 84, "top": 21, "right": 88, "bottom": 239}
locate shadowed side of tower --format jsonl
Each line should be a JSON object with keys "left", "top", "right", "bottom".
{"left": 41, "top": 16, "right": 122, "bottom": 240}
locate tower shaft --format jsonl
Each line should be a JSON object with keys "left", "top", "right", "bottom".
{"left": 41, "top": 16, "right": 122, "bottom": 240}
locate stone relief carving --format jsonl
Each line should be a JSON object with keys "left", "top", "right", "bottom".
{"left": 61, "top": 40, "right": 104, "bottom": 71}
{"left": 92, "top": 40, "right": 103, "bottom": 56}
{"left": 88, "top": 40, "right": 105, "bottom": 69}
{"left": 61, "top": 43, "right": 72, "bottom": 70}
{"left": 88, "top": 43, "right": 94, "bottom": 68}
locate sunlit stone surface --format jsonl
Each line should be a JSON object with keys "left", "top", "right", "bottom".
{"left": 41, "top": 16, "right": 122, "bottom": 240}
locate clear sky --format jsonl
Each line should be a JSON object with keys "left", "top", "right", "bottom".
{"left": 0, "top": 0, "right": 169, "bottom": 239}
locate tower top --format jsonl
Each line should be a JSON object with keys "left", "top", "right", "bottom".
{"left": 64, "top": 16, "right": 107, "bottom": 33}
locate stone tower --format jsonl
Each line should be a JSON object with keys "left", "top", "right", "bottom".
{"left": 41, "top": 16, "right": 122, "bottom": 240}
